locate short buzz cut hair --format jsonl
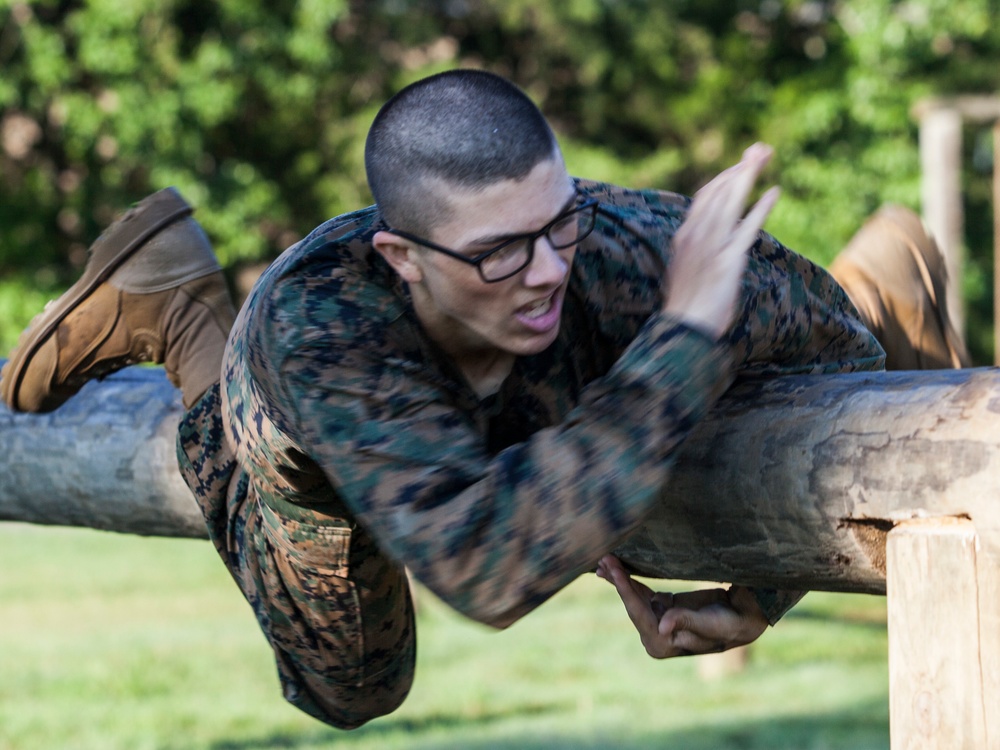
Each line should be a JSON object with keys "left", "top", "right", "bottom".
{"left": 365, "top": 69, "right": 560, "bottom": 236}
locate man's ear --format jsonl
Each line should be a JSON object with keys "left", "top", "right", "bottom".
{"left": 373, "top": 231, "right": 424, "bottom": 284}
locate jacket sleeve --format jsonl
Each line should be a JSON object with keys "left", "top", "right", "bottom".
{"left": 278, "top": 311, "right": 736, "bottom": 629}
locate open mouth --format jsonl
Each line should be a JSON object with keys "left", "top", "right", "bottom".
{"left": 521, "top": 296, "right": 554, "bottom": 319}
{"left": 515, "top": 289, "right": 563, "bottom": 333}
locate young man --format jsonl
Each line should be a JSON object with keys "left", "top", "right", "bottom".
{"left": 0, "top": 70, "right": 964, "bottom": 728}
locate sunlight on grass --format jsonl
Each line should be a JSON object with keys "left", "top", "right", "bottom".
{"left": 0, "top": 524, "right": 889, "bottom": 749}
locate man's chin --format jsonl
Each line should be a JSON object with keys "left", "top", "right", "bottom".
{"left": 509, "top": 326, "right": 562, "bottom": 358}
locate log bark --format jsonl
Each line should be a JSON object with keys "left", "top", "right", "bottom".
{"left": 3, "top": 363, "right": 1000, "bottom": 592}
{"left": 0, "top": 364, "right": 205, "bottom": 538}
{"left": 612, "top": 367, "right": 1000, "bottom": 592}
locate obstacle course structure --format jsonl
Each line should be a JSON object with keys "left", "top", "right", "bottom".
{"left": 2, "top": 362, "right": 997, "bottom": 748}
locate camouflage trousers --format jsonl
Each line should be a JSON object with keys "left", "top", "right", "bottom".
{"left": 175, "top": 383, "right": 416, "bottom": 729}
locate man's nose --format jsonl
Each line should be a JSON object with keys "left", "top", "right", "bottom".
{"left": 523, "top": 235, "right": 569, "bottom": 287}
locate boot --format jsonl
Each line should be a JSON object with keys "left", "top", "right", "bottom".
{"left": 829, "top": 204, "right": 971, "bottom": 370}
{"left": 1, "top": 188, "right": 236, "bottom": 412}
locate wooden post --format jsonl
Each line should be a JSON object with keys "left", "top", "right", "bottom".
{"left": 912, "top": 95, "right": 1000, "bottom": 362}
{"left": 994, "top": 120, "right": 1000, "bottom": 365}
{"left": 886, "top": 518, "right": 1000, "bottom": 749}
{"left": 697, "top": 644, "right": 750, "bottom": 681}
{"left": 919, "top": 107, "right": 965, "bottom": 336}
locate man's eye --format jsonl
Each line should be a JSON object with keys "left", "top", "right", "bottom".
{"left": 463, "top": 247, "right": 492, "bottom": 259}
{"left": 490, "top": 243, "right": 522, "bottom": 259}
{"left": 550, "top": 215, "right": 576, "bottom": 234}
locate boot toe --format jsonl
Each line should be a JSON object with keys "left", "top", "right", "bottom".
{"left": 2, "top": 335, "right": 62, "bottom": 412}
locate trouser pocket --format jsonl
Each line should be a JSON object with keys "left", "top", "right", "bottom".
{"left": 257, "top": 498, "right": 365, "bottom": 686}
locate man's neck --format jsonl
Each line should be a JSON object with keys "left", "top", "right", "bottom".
{"left": 457, "top": 350, "right": 516, "bottom": 399}
{"left": 409, "top": 284, "right": 516, "bottom": 399}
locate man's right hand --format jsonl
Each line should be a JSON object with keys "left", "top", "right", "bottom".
{"left": 597, "top": 555, "right": 769, "bottom": 659}
{"left": 663, "top": 142, "right": 780, "bottom": 339}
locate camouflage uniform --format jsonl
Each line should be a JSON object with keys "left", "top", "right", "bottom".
{"left": 176, "top": 179, "right": 885, "bottom": 728}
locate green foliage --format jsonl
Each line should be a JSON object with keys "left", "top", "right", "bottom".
{"left": 1, "top": 0, "right": 998, "bottom": 357}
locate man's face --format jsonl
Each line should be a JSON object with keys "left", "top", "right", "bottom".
{"left": 404, "top": 154, "right": 578, "bottom": 367}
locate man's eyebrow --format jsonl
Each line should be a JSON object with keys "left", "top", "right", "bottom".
{"left": 465, "top": 192, "right": 578, "bottom": 248}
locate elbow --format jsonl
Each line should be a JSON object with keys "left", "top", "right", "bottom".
{"left": 434, "top": 583, "right": 537, "bottom": 631}
{"left": 451, "top": 597, "right": 527, "bottom": 631}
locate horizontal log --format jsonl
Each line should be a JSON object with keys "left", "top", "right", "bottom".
{"left": 911, "top": 94, "right": 1000, "bottom": 123}
{"left": 2, "top": 362, "right": 999, "bottom": 592}
{"left": 616, "top": 367, "right": 1000, "bottom": 593}
{"left": 0, "top": 364, "right": 205, "bottom": 538}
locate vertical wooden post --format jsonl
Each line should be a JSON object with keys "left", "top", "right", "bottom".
{"left": 697, "top": 644, "right": 750, "bottom": 681}
{"left": 919, "top": 107, "right": 965, "bottom": 335}
{"left": 886, "top": 518, "right": 999, "bottom": 749}
{"left": 994, "top": 120, "right": 1000, "bottom": 364}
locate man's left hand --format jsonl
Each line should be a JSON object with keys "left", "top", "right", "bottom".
{"left": 596, "top": 554, "right": 768, "bottom": 659}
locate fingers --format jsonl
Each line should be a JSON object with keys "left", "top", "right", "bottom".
{"left": 596, "top": 554, "right": 626, "bottom": 581}
{"left": 661, "top": 593, "right": 768, "bottom": 655}
{"left": 598, "top": 560, "right": 770, "bottom": 659}
{"left": 687, "top": 143, "right": 774, "bottom": 228}
{"left": 599, "top": 556, "right": 659, "bottom": 635}
{"left": 650, "top": 591, "right": 675, "bottom": 619}
{"left": 726, "top": 185, "right": 781, "bottom": 260}
{"left": 662, "top": 141, "right": 780, "bottom": 339}
{"left": 660, "top": 610, "right": 729, "bottom": 655}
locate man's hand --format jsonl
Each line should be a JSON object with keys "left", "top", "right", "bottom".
{"left": 596, "top": 554, "right": 769, "bottom": 659}
{"left": 663, "top": 142, "right": 781, "bottom": 339}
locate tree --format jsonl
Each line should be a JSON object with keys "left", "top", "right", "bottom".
{"left": 2, "top": 0, "right": 998, "bottom": 356}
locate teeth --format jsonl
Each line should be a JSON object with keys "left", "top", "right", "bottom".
{"left": 523, "top": 297, "right": 552, "bottom": 319}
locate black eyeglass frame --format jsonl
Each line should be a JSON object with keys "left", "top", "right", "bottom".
{"left": 386, "top": 192, "right": 600, "bottom": 283}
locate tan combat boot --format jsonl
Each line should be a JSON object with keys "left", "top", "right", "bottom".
{"left": 1, "top": 188, "right": 237, "bottom": 412}
{"left": 829, "top": 204, "right": 971, "bottom": 370}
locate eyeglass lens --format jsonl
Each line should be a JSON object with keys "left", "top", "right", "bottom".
{"left": 479, "top": 202, "right": 596, "bottom": 281}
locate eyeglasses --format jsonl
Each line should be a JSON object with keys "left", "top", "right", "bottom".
{"left": 387, "top": 193, "right": 599, "bottom": 283}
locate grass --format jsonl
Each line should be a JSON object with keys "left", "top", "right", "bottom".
{"left": 0, "top": 523, "right": 889, "bottom": 750}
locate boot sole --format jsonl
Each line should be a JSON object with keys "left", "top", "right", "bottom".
{"left": 1, "top": 188, "right": 193, "bottom": 410}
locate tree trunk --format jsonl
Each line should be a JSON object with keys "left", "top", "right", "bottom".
{"left": 3, "top": 363, "right": 1000, "bottom": 592}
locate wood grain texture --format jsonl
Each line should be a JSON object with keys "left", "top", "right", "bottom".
{"left": 887, "top": 519, "right": 998, "bottom": 750}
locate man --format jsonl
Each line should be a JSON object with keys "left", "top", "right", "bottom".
{"left": 0, "top": 69, "right": 965, "bottom": 728}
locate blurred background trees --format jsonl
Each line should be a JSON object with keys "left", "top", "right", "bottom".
{"left": 1, "top": 0, "right": 998, "bottom": 358}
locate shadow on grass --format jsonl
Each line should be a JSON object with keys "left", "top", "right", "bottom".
{"left": 210, "top": 702, "right": 558, "bottom": 749}
{"left": 210, "top": 697, "right": 888, "bottom": 750}
{"left": 786, "top": 608, "right": 887, "bottom": 630}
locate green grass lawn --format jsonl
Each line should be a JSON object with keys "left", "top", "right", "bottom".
{"left": 0, "top": 523, "right": 889, "bottom": 750}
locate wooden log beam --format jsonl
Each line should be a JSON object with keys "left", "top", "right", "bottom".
{"left": 0, "top": 364, "right": 205, "bottom": 538}
{"left": 3, "top": 363, "right": 1000, "bottom": 592}
{"left": 911, "top": 95, "right": 1000, "bottom": 124}
{"left": 612, "top": 367, "right": 1000, "bottom": 592}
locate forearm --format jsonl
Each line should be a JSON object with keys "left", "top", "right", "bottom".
{"left": 380, "top": 317, "right": 734, "bottom": 628}
{"left": 288, "top": 315, "right": 736, "bottom": 629}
